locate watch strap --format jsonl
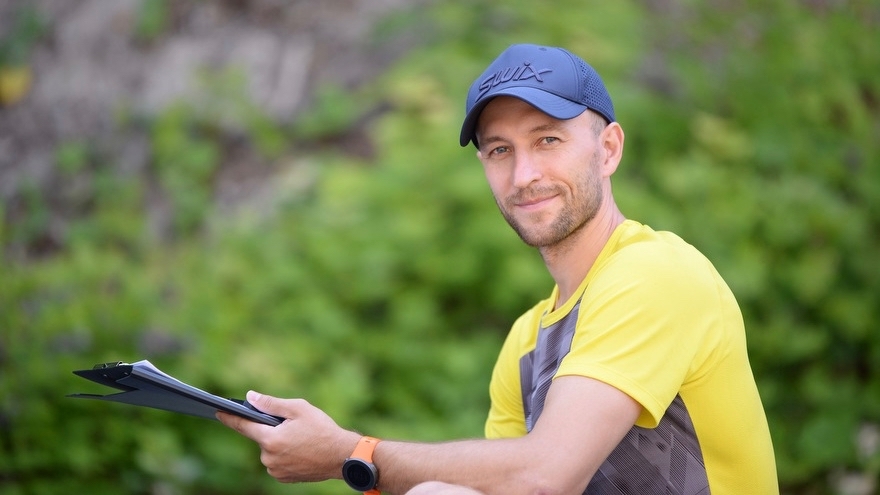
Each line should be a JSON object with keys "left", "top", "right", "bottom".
{"left": 350, "top": 436, "right": 381, "bottom": 493}
{"left": 351, "top": 436, "right": 381, "bottom": 463}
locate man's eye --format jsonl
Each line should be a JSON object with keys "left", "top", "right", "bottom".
{"left": 542, "top": 137, "right": 559, "bottom": 144}
{"left": 490, "top": 146, "right": 510, "bottom": 156}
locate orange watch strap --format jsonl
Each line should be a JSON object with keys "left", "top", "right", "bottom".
{"left": 351, "top": 436, "right": 381, "bottom": 463}
{"left": 351, "top": 436, "right": 381, "bottom": 493}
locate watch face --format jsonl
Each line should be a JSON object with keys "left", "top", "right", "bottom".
{"left": 343, "top": 458, "right": 378, "bottom": 491}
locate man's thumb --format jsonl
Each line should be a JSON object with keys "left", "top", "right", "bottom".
{"left": 246, "top": 390, "right": 274, "bottom": 412}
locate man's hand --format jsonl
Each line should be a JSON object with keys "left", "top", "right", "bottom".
{"left": 216, "top": 390, "right": 361, "bottom": 483}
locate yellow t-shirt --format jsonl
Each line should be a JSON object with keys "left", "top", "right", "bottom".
{"left": 485, "top": 220, "right": 778, "bottom": 494}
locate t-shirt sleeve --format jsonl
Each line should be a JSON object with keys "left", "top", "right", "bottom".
{"left": 556, "top": 240, "right": 727, "bottom": 428}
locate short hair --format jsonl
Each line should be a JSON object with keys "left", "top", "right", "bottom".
{"left": 587, "top": 110, "right": 609, "bottom": 137}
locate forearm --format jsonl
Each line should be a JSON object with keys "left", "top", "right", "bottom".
{"left": 373, "top": 436, "right": 550, "bottom": 495}
{"left": 371, "top": 376, "right": 640, "bottom": 495}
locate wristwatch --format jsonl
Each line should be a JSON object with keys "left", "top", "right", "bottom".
{"left": 342, "top": 436, "right": 381, "bottom": 494}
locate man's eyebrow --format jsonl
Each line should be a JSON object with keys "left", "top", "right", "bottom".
{"left": 477, "top": 134, "right": 504, "bottom": 148}
{"left": 528, "top": 121, "right": 566, "bottom": 134}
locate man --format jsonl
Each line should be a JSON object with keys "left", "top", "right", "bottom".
{"left": 218, "top": 43, "right": 778, "bottom": 494}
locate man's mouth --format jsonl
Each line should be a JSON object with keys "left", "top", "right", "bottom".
{"left": 512, "top": 191, "right": 559, "bottom": 211}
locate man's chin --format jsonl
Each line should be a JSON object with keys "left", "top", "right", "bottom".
{"left": 512, "top": 225, "right": 564, "bottom": 248}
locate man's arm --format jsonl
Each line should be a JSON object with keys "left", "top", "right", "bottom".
{"left": 218, "top": 375, "right": 640, "bottom": 495}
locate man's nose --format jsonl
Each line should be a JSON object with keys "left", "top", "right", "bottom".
{"left": 512, "top": 152, "right": 542, "bottom": 189}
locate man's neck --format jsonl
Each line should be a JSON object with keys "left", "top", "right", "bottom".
{"left": 539, "top": 200, "right": 625, "bottom": 309}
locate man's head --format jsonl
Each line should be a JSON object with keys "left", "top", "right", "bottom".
{"left": 475, "top": 96, "right": 621, "bottom": 248}
{"left": 459, "top": 44, "right": 615, "bottom": 148}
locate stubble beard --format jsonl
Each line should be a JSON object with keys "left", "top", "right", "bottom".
{"left": 497, "top": 153, "right": 604, "bottom": 249}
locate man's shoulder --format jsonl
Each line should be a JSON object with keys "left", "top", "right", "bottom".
{"left": 603, "top": 220, "right": 713, "bottom": 275}
{"left": 590, "top": 220, "right": 730, "bottom": 305}
{"left": 611, "top": 220, "right": 693, "bottom": 254}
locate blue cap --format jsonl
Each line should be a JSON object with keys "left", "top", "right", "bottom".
{"left": 460, "top": 44, "right": 616, "bottom": 147}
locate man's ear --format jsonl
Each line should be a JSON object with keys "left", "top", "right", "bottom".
{"left": 600, "top": 122, "right": 625, "bottom": 176}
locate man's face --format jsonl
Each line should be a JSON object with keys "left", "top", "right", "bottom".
{"left": 475, "top": 97, "right": 605, "bottom": 248}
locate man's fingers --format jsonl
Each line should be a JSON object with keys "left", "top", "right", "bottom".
{"left": 217, "top": 391, "right": 304, "bottom": 440}
{"left": 216, "top": 410, "right": 269, "bottom": 441}
{"left": 247, "top": 390, "right": 310, "bottom": 419}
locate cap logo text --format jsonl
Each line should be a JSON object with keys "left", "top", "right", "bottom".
{"left": 478, "top": 62, "right": 552, "bottom": 98}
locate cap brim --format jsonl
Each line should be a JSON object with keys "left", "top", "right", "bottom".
{"left": 459, "top": 87, "right": 588, "bottom": 147}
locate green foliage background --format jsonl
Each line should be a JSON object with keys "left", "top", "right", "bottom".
{"left": 2, "top": 1, "right": 879, "bottom": 494}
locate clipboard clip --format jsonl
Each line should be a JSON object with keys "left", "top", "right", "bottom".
{"left": 93, "top": 361, "right": 125, "bottom": 369}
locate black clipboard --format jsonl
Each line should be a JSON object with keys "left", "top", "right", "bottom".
{"left": 68, "top": 360, "right": 284, "bottom": 426}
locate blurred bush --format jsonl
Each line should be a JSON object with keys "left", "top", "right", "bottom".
{"left": 1, "top": 1, "right": 878, "bottom": 494}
